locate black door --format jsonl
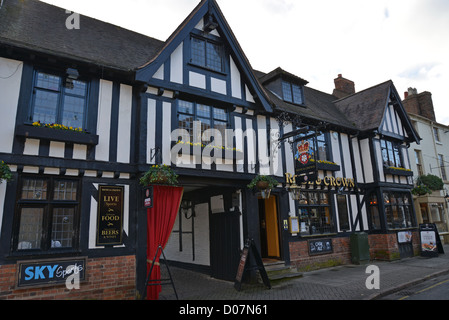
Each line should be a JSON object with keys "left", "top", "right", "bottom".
{"left": 209, "top": 211, "right": 241, "bottom": 281}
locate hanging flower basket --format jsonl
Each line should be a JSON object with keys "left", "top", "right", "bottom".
{"left": 140, "top": 165, "right": 178, "bottom": 186}
{"left": 0, "top": 161, "right": 12, "bottom": 184}
{"left": 247, "top": 175, "right": 278, "bottom": 191}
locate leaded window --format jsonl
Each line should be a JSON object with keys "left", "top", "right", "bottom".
{"left": 13, "top": 176, "right": 80, "bottom": 253}
{"left": 191, "top": 36, "right": 224, "bottom": 72}
{"left": 297, "top": 191, "right": 334, "bottom": 236}
{"left": 30, "top": 71, "right": 88, "bottom": 129}
{"left": 282, "top": 81, "right": 304, "bottom": 105}
{"left": 177, "top": 100, "right": 229, "bottom": 147}
{"left": 383, "top": 192, "right": 415, "bottom": 229}
{"left": 381, "top": 139, "right": 403, "bottom": 168}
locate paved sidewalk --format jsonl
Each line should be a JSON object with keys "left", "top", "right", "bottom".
{"left": 158, "top": 244, "right": 449, "bottom": 300}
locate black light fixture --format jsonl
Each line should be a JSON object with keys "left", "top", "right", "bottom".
{"left": 203, "top": 14, "right": 218, "bottom": 33}
{"left": 181, "top": 199, "right": 195, "bottom": 219}
{"left": 64, "top": 68, "right": 79, "bottom": 89}
{"left": 288, "top": 184, "right": 301, "bottom": 201}
{"left": 66, "top": 67, "right": 79, "bottom": 79}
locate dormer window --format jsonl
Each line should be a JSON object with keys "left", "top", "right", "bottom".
{"left": 282, "top": 81, "right": 304, "bottom": 105}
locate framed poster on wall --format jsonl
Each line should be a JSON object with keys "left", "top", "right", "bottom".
{"left": 96, "top": 185, "right": 124, "bottom": 246}
{"left": 289, "top": 217, "right": 300, "bottom": 234}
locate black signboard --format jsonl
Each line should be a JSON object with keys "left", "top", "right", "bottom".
{"left": 17, "top": 257, "right": 86, "bottom": 288}
{"left": 308, "top": 238, "right": 333, "bottom": 255}
{"left": 144, "top": 186, "right": 153, "bottom": 209}
{"left": 234, "top": 239, "right": 271, "bottom": 291}
{"left": 96, "top": 185, "right": 124, "bottom": 246}
{"left": 419, "top": 223, "right": 444, "bottom": 257}
{"left": 294, "top": 132, "right": 318, "bottom": 184}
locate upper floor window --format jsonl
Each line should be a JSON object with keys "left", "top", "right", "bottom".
{"left": 415, "top": 150, "right": 424, "bottom": 176}
{"left": 190, "top": 36, "right": 224, "bottom": 73}
{"left": 30, "top": 71, "right": 88, "bottom": 129}
{"left": 433, "top": 127, "right": 440, "bottom": 142}
{"left": 381, "top": 139, "right": 403, "bottom": 168}
{"left": 282, "top": 81, "right": 303, "bottom": 105}
{"left": 438, "top": 154, "right": 447, "bottom": 181}
{"left": 177, "top": 100, "right": 229, "bottom": 146}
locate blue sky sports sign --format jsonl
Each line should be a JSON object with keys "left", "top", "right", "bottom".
{"left": 17, "top": 258, "right": 86, "bottom": 288}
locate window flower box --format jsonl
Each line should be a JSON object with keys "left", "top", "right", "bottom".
{"left": 173, "top": 141, "right": 244, "bottom": 161}
{"left": 384, "top": 166, "right": 414, "bottom": 177}
{"left": 311, "top": 159, "right": 340, "bottom": 171}
{"left": 16, "top": 124, "right": 99, "bottom": 146}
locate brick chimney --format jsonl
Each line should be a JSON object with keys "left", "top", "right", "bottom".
{"left": 333, "top": 74, "right": 355, "bottom": 99}
{"left": 402, "top": 87, "right": 436, "bottom": 121}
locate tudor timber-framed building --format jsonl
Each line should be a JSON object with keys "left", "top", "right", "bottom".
{"left": 0, "top": 0, "right": 421, "bottom": 299}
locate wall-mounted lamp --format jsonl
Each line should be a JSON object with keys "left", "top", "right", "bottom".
{"left": 66, "top": 68, "right": 79, "bottom": 79}
{"left": 203, "top": 14, "right": 218, "bottom": 33}
{"left": 181, "top": 199, "right": 195, "bottom": 219}
{"left": 288, "top": 184, "right": 301, "bottom": 201}
{"left": 64, "top": 68, "right": 79, "bottom": 89}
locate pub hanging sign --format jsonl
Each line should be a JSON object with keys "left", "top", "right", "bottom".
{"left": 96, "top": 185, "right": 124, "bottom": 246}
{"left": 294, "top": 135, "right": 318, "bottom": 183}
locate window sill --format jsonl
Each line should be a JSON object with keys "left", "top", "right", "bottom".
{"left": 16, "top": 124, "right": 99, "bottom": 146}
{"left": 7, "top": 249, "right": 82, "bottom": 261}
{"left": 187, "top": 62, "right": 227, "bottom": 77}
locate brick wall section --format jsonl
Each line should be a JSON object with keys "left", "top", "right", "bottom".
{"left": 402, "top": 91, "right": 436, "bottom": 122}
{"left": 289, "top": 232, "right": 420, "bottom": 271}
{"left": 289, "top": 237, "right": 352, "bottom": 272}
{"left": 0, "top": 255, "right": 136, "bottom": 300}
{"left": 368, "top": 232, "right": 420, "bottom": 260}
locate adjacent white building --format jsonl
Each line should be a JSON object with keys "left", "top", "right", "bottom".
{"left": 403, "top": 88, "right": 449, "bottom": 241}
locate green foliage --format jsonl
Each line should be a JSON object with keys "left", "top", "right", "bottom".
{"left": 417, "top": 174, "right": 444, "bottom": 191}
{"left": 139, "top": 165, "right": 178, "bottom": 186}
{"left": 411, "top": 184, "right": 432, "bottom": 196}
{"left": 247, "top": 175, "right": 279, "bottom": 190}
{"left": 0, "top": 161, "right": 12, "bottom": 184}
{"left": 412, "top": 174, "right": 444, "bottom": 196}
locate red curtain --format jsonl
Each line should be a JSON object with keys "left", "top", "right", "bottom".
{"left": 146, "top": 185, "right": 183, "bottom": 300}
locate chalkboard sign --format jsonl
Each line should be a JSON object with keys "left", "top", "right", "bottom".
{"left": 308, "top": 238, "right": 333, "bottom": 255}
{"left": 234, "top": 239, "right": 271, "bottom": 291}
{"left": 235, "top": 245, "right": 249, "bottom": 285}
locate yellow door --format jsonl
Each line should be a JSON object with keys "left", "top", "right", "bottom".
{"left": 264, "top": 196, "right": 280, "bottom": 258}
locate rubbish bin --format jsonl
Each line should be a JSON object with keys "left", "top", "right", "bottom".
{"left": 350, "top": 232, "right": 370, "bottom": 264}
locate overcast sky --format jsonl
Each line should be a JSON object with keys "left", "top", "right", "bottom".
{"left": 41, "top": 0, "right": 449, "bottom": 125}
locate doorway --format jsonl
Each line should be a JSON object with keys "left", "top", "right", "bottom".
{"left": 258, "top": 195, "right": 281, "bottom": 260}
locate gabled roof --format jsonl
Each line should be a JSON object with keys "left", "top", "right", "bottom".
{"left": 255, "top": 69, "right": 356, "bottom": 130}
{"left": 0, "top": 0, "right": 164, "bottom": 71}
{"left": 334, "top": 80, "right": 392, "bottom": 131}
{"left": 259, "top": 67, "right": 309, "bottom": 86}
{"left": 135, "top": 0, "right": 273, "bottom": 112}
{"left": 333, "top": 80, "right": 420, "bottom": 143}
